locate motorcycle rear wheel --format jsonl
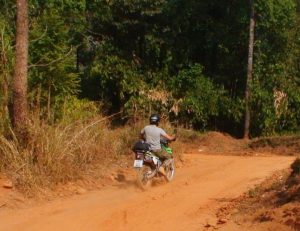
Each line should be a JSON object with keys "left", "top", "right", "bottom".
{"left": 136, "top": 165, "right": 152, "bottom": 190}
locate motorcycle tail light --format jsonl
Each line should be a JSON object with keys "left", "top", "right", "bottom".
{"left": 136, "top": 152, "right": 144, "bottom": 159}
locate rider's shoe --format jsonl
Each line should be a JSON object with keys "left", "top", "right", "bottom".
{"left": 159, "top": 165, "right": 166, "bottom": 175}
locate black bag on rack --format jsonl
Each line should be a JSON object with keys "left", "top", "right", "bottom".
{"left": 132, "top": 140, "right": 150, "bottom": 152}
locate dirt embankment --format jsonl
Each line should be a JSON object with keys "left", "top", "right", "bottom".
{"left": 249, "top": 136, "right": 300, "bottom": 156}
{"left": 192, "top": 131, "right": 300, "bottom": 156}
{"left": 214, "top": 166, "right": 300, "bottom": 231}
{"left": 197, "top": 132, "right": 248, "bottom": 154}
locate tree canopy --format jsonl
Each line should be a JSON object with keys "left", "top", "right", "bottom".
{"left": 1, "top": 0, "right": 299, "bottom": 137}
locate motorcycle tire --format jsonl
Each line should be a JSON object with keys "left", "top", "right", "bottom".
{"left": 136, "top": 165, "right": 152, "bottom": 190}
{"left": 164, "top": 159, "right": 175, "bottom": 182}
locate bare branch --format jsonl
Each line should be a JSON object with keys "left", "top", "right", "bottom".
{"left": 61, "top": 111, "right": 123, "bottom": 158}
{"left": 30, "top": 26, "right": 48, "bottom": 43}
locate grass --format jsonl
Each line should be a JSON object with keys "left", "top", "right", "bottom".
{"left": 0, "top": 117, "right": 140, "bottom": 194}
{"left": 0, "top": 118, "right": 188, "bottom": 195}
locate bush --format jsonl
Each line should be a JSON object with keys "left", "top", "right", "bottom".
{"left": 171, "top": 64, "right": 239, "bottom": 131}
{"left": 58, "top": 96, "right": 100, "bottom": 124}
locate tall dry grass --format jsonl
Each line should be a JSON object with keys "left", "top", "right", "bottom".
{"left": 0, "top": 117, "right": 141, "bottom": 194}
{"left": 0, "top": 117, "right": 190, "bottom": 194}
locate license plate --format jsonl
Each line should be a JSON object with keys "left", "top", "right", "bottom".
{"left": 133, "top": 159, "right": 143, "bottom": 168}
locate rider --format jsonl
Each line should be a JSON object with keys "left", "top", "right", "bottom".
{"left": 140, "top": 114, "right": 176, "bottom": 163}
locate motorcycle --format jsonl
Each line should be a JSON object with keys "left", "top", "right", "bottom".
{"left": 133, "top": 139, "right": 175, "bottom": 190}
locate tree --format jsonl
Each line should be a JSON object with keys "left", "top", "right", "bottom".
{"left": 26, "top": 0, "right": 86, "bottom": 123}
{"left": 12, "top": 0, "right": 29, "bottom": 136}
{"left": 249, "top": 0, "right": 299, "bottom": 136}
{"left": 0, "top": 0, "right": 298, "bottom": 137}
{"left": 244, "top": 0, "right": 255, "bottom": 139}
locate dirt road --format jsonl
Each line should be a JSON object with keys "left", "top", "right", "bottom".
{"left": 0, "top": 154, "right": 295, "bottom": 231}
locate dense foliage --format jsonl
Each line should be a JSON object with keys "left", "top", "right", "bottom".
{"left": 1, "top": 0, "right": 300, "bottom": 137}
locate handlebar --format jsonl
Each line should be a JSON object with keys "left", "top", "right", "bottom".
{"left": 160, "top": 136, "right": 176, "bottom": 146}
{"left": 160, "top": 138, "right": 169, "bottom": 146}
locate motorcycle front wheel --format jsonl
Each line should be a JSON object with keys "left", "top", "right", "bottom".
{"left": 136, "top": 165, "right": 153, "bottom": 190}
{"left": 164, "top": 159, "right": 175, "bottom": 182}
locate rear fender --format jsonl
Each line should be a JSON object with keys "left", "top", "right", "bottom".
{"left": 135, "top": 152, "right": 145, "bottom": 160}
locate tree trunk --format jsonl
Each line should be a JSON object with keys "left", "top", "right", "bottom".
{"left": 12, "top": 0, "right": 29, "bottom": 136}
{"left": 244, "top": 0, "right": 255, "bottom": 139}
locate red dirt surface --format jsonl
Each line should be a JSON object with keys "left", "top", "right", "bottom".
{"left": 1, "top": 132, "right": 299, "bottom": 230}
{"left": 216, "top": 171, "right": 300, "bottom": 231}
{"left": 0, "top": 154, "right": 295, "bottom": 231}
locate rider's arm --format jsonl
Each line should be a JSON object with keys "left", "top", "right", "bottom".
{"left": 161, "top": 133, "right": 176, "bottom": 141}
